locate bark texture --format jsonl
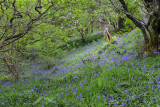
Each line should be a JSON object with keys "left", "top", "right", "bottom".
{"left": 110, "top": 0, "right": 160, "bottom": 52}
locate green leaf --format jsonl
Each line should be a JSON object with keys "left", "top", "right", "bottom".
{"left": 33, "top": 96, "right": 43, "bottom": 105}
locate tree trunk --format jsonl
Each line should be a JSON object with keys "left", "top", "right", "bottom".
{"left": 149, "top": 33, "right": 159, "bottom": 51}
{"left": 148, "top": 24, "right": 160, "bottom": 51}
{"left": 117, "top": 0, "right": 160, "bottom": 53}
{"left": 79, "top": 29, "right": 85, "bottom": 43}
{"left": 110, "top": 0, "right": 160, "bottom": 53}
{"left": 144, "top": 0, "right": 160, "bottom": 52}
{"left": 82, "top": 37, "right": 85, "bottom": 43}
{"left": 118, "top": 16, "right": 125, "bottom": 32}
{"left": 91, "top": 17, "right": 94, "bottom": 33}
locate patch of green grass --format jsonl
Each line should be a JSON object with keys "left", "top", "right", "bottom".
{"left": 0, "top": 29, "right": 160, "bottom": 106}
{"left": 1, "top": 55, "right": 159, "bottom": 106}
{"left": 58, "top": 31, "right": 104, "bottom": 50}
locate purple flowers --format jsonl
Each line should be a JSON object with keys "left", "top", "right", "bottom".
{"left": 141, "top": 66, "right": 146, "bottom": 70}
{"left": 79, "top": 93, "right": 83, "bottom": 98}
{"left": 112, "top": 78, "right": 115, "bottom": 81}
{"left": 149, "top": 81, "right": 153, "bottom": 83}
{"left": 80, "top": 83, "right": 83, "bottom": 88}
{"left": 76, "top": 95, "right": 79, "bottom": 100}
{"left": 0, "top": 28, "right": 160, "bottom": 107}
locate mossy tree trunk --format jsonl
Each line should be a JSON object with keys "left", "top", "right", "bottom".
{"left": 145, "top": 3, "right": 160, "bottom": 52}
{"left": 110, "top": 0, "right": 160, "bottom": 53}
{"left": 118, "top": 16, "right": 125, "bottom": 32}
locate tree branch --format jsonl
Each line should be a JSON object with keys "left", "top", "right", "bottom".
{"left": 35, "top": 0, "right": 42, "bottom": 14}
{"left": 0, "top": 1, "right": 54, "bottom": 50}
{"left": 109, "top": 0, "right": 149, "bottom": 44}
{"left": 0, "top": 1, "right": 4, "bottom": 20}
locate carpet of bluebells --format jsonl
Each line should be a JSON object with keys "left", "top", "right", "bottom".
{"left": 0, "top": 28, "right": 160, "bottom": 106}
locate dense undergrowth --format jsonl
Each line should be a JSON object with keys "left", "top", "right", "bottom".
{"left": 0, "top": 28, "right": 160, "bottom": 106}
{"left": 58, "top": 31, "right": 104, "bottom": 50}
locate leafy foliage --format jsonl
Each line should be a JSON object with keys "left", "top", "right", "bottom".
{"left": 0, "top": 0, "right": 159, "bottom": 106}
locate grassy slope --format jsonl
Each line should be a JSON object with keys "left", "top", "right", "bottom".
{"left": 0, "top": 28, "right": 160, "bottom": 107}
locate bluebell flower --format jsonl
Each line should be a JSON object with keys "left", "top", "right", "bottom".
{"left": 80, "top": 83, "right": 83, "bottom": 88}
{"left": 151, "top": 97, "right": 154, "bottom": 103}
{"left": 122, "top": 101, "right": 126, "bottom": 106}
{"left": 116, "top": 101, "right": 119, "bottom": 104}
{"left": 108, "top": 100, "right": 111, "bottom": 104}
{"left": 112, "top": 78, "right": 115, "bottom": 81}
{"left": 79, "top": 93, "right": 83, "bottom": 98}
{"left": 152, "top": 85, "right": 154, "bottom": 90}
{"left": 72, "top": 102, "right": 75, "bottom": 105}
{"left": 157, "top": 81, "right": 160, "bottom": 84}
{"left": 149, "top": 81, "right": 153, "bottom": 83}
{"left": 76, "top": 95, "right": 79, "bottom": 100}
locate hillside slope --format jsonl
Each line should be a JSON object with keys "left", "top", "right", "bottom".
{"left": 0, "top": 29, "right": 160, "bottom": 107}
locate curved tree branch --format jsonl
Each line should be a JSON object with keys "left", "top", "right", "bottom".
{"left": 0, "top": 1, "right": 54, "bottom": 50}
{"left": 109, "top": 0, "right": 149, "bottom": 44}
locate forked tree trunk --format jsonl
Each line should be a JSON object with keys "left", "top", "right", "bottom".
{"left": 2, "top": 43, "right": 20, "bottom": 80}
{"left": 116, "top": 0, "right": 160, "bottom": 53}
